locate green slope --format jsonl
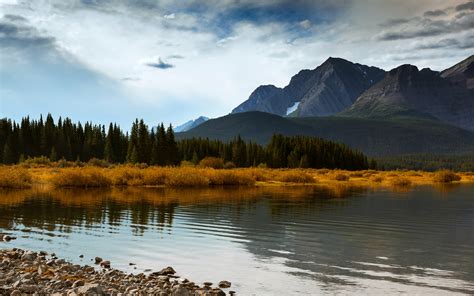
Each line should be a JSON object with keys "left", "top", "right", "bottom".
{"left": 177, "top": 112, "right": 474, "bottom": 157}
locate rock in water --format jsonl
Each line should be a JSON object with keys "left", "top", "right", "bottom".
{"left": 153, "top": 266, "right": 176, "bottom": 276}
{"left": 100, "top": 260, "right": 110, "bottom": 268}
{"left": 218, "top": 280, "right": 231, "bottom": 288}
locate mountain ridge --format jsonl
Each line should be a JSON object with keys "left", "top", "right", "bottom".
{"left": 232, "top": 57, "right": 385, "bottom": 117}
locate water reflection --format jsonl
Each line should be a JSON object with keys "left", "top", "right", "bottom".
{"left": 1, "top": 185, "right": 473, "bottom": 295}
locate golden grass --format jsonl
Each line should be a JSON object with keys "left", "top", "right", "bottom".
{"left": 389, "top": 177, "right": 412, "bottom": 187}
{"left": 1, "top": 165, "right": 473, "bottom": 190}
{"left": 275, "top": 171, "right": 315, "bottom": 183}
{"left": 51, "top": 168, "right": 112, "bottom": 188}
{"left": 333, "top": 173, "right": 350, "bottom": 181}
{"left": 0, "top": 167, "right": 32, "bottom": 188}
{"left": 432, "top": 170, "right": 462, "bottom": 183}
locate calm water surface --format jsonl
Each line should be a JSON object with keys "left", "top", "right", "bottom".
{"left": 0, "top": 185, "right": 473, "bottom": 295}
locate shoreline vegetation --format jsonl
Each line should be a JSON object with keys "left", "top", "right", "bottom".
{"left": 0, "top": 160, "right": 473, "bottom": 190}
{"left": 0, "top": 248, "right": 233, "bottom": 295}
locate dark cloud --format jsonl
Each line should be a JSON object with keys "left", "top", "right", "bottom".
{"left": 379, "top": 17, "right": 414, "bottom": 27}
{"left": 377, "top": 12, "right": 474, "bottom": 41}
{"left": 0, "top": 16, "right": 56, "bottom": 49}
{"left": 121, "top": 77, "right": 141, "bottom": 82}
{"left": 456, "top": 1, "right": 474, "bottom": 12}
{"left": 423, "top": 10, "right": 447, "bottom": 17}
{"left": 415, "top": 36, "right": 474, "bottom": 50}
{"left": 3, "top": 14, "right": 28, "bottom": 22}
{"left": 167, "top": 54, "right": 184, "bottom": 59}
{"left": 145, "top": 58, "right": 174, "bottom": 69}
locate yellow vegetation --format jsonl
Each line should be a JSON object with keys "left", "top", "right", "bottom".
{"left": 199, "top": 157, "right": 224, "bottom": 169}
{"left": 334, "top": 173, "right": 350, "bottom": 181}
{"left": 390, "top": 177, "right": 412, "bottom": 187}
{"left": 432, "top": 170, "right": 462, "bottom": 183}
{"left": 51, "top": 167, "right": 112, "bottom": 188}
{"left": 0, "top": 167, "right": 32, "bottom": 188}
{"left": 275, "top": 171, "right": 315, "bottom": 183}
{"left": 0, "top": 165, "right": 473, "bottom": 189}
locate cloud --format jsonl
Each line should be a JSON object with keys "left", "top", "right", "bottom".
{"left": 377, "top": 11, "right": 474, "bottom": 40}
{"left": 3, "top": 14, "right": 27, "bottom": 22}
{"left": 299, "top": 19, "right": 311, "bottom": 29}
{"left": 145, "top": 58, "right": 174, "bottom": 69}
{"left": 456, "top": 1, "right": 474, "bottom": 11}
{"left": 423, "top": 10, "right": 447, "bottom": 17}
{"left": 167, "top": 54, "right": 184, "bottom": 59}
{"left": 163, "top": 13, "right": 175, "bottom": 19}
{"left": 415, "top": 34, "right": 474, "bottom": 50}
{"left": 0, "top": 15, "right": 56, "bottom": 49}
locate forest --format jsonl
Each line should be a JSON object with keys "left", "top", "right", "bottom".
{"left": 0, "top": 115, "right": 371, "bottom": 170}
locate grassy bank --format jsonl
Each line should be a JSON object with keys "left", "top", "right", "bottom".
{"left": 0, "top": 164, "right": 473, "bottom": 189}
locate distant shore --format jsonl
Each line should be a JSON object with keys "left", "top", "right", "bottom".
{"left": 0, "top": 164, "right": 473, "bottom": 190}
{"left": 0, "top": 248, "right": 233, "bottom": 295}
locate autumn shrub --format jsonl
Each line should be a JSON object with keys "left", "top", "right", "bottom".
{"left": 51, "top": 168, "right": 112, "bottom": 187}
{"left": 0, "top": 167, "right": 33, "bottom": 188}
{"left": 180, "top": 161, "right": 195, "bottom": 167}
{"left": 21, "top": 156, "right": 51, "bottom": 168}
{"left": 349, "top": 172, "right": 364, "bottom": 178}
{"left": 433, "top": 170, "right": 461, "bottom": 183}
{"left": 316, "top": 169, "right": 330, "bottom": 175}
{"left": 223, "top": 161, "right": 236, "bottom": 169}
{"left": 334, "top": 173, "right": 349, "bottom": 181}
{"left": 390, "top": 177, "right": 412, "bottom": 187}
{"left": 199, "top": 157, "right": 224, "bottom": 169}
{"left": 371, "top": 175, "right": 384, "bottom": 183}
{"left": 56, "top": 159, "right": 77, "bottom": 168}
{"left": 110, "top": 167, "right": 144, "bottom": 186}
{"left": 142, "top": 168, "right": 167, "bottom": 186}
{"left": 87, "top": 158, "right": 111, "bottom": 168}
{"left": 164, "top": 169, "right": 209, "bottom": 187}
{"left": 276, "top": 171, "right": 315, "bottom": 183}
{"left": 246, "top": 168, "right": 272, "bottom": 181}
{"left": 208, "top": 170, "right": 256, "bottom": 185}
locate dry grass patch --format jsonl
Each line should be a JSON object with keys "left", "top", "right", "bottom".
{"left": 164, "top": 169, "right": 210, "bottom": 187}
{"left": 275, "top": 171, "right": 315, "bottom": 183}
{"left": 51, "top": 168, "right": 112, "bottom": 188}
{"left": 390, "top": 177, "right": 412, "bottom": 187}
{"left": 371, "top": 175, "right": 384, "bottom": 183}
{"left": 0, "top": 167, "right": 32, "bottom": 188}
{"left": 432, "top": 170, "right": 461, "bottom": 183}
{"left": 208, "top": 170, "right": 256, "bottom": 185}
{"left": 199, "top": 157, "right": 224, "bottom": 169}
{"left": 333, "top": 173, "right": 350, "bottom": 181}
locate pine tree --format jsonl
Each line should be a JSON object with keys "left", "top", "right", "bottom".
{"left": 49, "top": 147, "right": 57, "bottom": 161}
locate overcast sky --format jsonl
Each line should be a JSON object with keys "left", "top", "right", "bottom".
{"left": 1, "top": 0, "right": 473, "bottom": 128}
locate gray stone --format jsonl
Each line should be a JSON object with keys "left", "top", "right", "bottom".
{"left": 77, "top": 283, "right": 105, "bottom": 295}
{"left": 218, "top": 281, "right": 231, "bottom": 288}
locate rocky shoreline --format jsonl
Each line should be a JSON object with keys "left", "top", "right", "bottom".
{"left": 0, "top": 248, "right": 234, "bottom": 295}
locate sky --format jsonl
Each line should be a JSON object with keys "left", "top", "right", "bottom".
{"left": 0, "top": 0, "right": 473, "bottom": 128}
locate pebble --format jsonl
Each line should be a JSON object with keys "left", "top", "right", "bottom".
{"left": 219, "top": 280, "right": 232, "bottom": 288}
{"left": 0, "top": 248, "right": 234, "bottom": 295}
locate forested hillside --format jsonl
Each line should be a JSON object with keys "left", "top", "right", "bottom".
{"left": 0, "top": 115, "right": 371, "bottom": 170}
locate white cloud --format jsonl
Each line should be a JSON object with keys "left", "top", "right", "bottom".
{"left": 163, "top": 13, "right": 175, "bottom": 19}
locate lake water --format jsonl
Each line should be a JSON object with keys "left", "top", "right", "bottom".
{"left": 1, "top": 185, "right": 473, "bottom": 295}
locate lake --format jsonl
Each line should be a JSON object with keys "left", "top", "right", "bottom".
{"left": 1, "top": 185, "right": 473, "bottom": 295}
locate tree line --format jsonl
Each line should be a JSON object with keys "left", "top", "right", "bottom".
{"left": 0, "top": 115, "right": 373, "bottom": 170}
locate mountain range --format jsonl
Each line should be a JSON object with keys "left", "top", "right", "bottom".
{"left": 174, "top": 116, "right": 209, "bottom": 132}
{"left": 178, "top": 55, "right": 474, "bottom": 157}
{"left": 232, "top": 57, "right": 386, "bottom": 117}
